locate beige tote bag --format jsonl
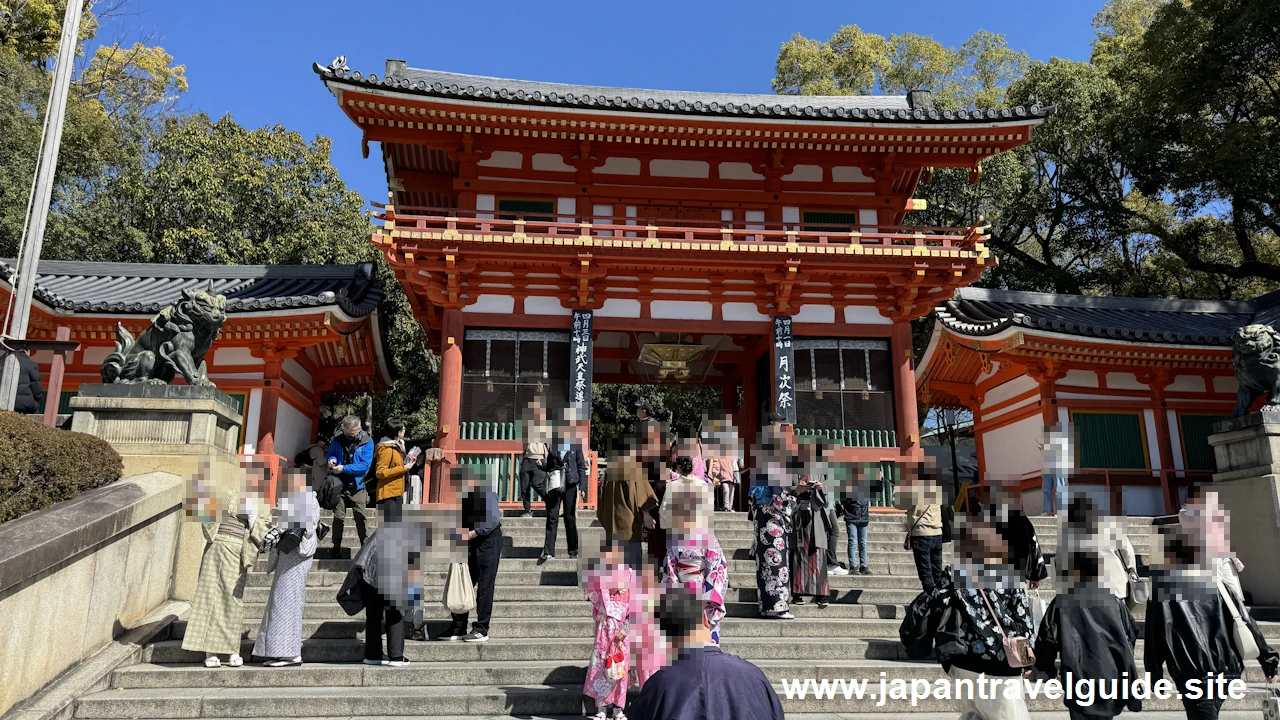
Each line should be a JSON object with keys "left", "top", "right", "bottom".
{"left": 443, "top": 562, "right": 476, "bottom": 614}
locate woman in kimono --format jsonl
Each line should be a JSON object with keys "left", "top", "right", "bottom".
{"left": 252, "top": 469, "right": 319, "bottom": 666}
{"left": 750, "top": 464, "right": 796, "bottom": 619}
{"left": 662, "top": 465, "right": 728, "bottom": 643}
{"left": 584, "top": 538, "right": 633, "bottom": 720}
{"left": 789, "top": 473, "right": 830, "bottom": 608}
{"left": 182, "top": 468, "right": 271, "bottom": 667}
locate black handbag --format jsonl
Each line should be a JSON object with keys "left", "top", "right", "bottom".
{"left": 275, "top": 527, "right": 308, "bottom": 554}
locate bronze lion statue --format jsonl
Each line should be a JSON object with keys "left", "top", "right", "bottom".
{"left": 1229, "top": 323, "right": 1280, "bottom": 418}
{"left": 101, "top": 284, "right": 227, "bottom": 386}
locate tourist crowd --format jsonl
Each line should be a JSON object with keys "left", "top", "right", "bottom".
{"left": 178, "top": 413, "right": 1278, "bottom": 720}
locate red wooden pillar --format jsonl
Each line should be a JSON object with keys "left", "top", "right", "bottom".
{"left": 41, "top": 325, "right": 71, "bottom": 427}
{"left": 891, "top": 321, "right": 919, "bottom": 456}
{"left": 436, "top": 309, "right": 465, "bottom": 452}
{"left": 257, "top": 360, "right": 283, "bottom": 459}
{"left": 1143, "top": 371, "right": 1178, "bottom": 513}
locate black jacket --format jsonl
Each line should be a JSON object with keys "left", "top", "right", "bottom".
{"left": 561, "top": 442, "right": 589, "bottom": 487}
{"left": 3, "top": 351, "right": 44, "bottom": 414}
{"left": 836, "top": 496, "right": 870, "bottom": 526}
{"left": 1145, "top": 571, "right": 1279, "bottom": 692}
{"left": 337, "top": 530, "right": 379, "bottom": 616}
{"left": 994, "top": 511, "right": 1048, "bottom": 583}
{"left": 1035, "top": 585, "right": 1141, "bottom": 715}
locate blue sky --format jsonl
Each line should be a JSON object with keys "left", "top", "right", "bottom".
{"left": 118, "top": 0, "right": 1104, "bottom": 206}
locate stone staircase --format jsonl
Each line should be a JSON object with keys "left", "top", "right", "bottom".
{"left": 72, "top": 511, "right": 1280, "bottom": 718}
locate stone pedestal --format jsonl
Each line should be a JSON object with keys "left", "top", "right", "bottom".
{"left": 1208, "top": 412, "right": 1280, "bottom": 605}
{"left": 69, "top": 384, "right": 245, "bottom": 603}
{"left": 70, "top": 384, "right": 243, "bottom": 478}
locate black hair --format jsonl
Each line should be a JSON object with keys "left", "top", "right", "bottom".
{"left": 1066, "top": 494, "right": 1097, "bottom": 528}
{"left": 380, "top": 416, "right": 406, "bottom": 440}
{"left": 656, "top": 587, "right": 703, "bottom": 641}
{"left": 1069, "top": 551, "right": 1102, "bottom": 583}
{"left": 675, "top": 456, "right": 694, "bottom": 475}
{"left": 1164, "top": 531, "right": 1199, "bottom": 566}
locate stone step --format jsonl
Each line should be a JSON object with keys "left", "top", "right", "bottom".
{"left": 67, "top": 714, "right": 1263, "bottom": 720}
{"left": 109, "top": 658, "right": 1277, "bottom": 691}
{"left": 72, "top": 680, "right": 1266, "bottom": 717}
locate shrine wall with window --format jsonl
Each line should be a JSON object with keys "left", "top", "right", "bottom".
{"left": 460, "top": 329, "right": 570, "bottom": 439}
{"left": 793, "top": 338, "right": 897, "bottom": 448}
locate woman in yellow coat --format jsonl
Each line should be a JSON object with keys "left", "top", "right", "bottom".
{"left": 373, "top": 417, "right": 409, "bottom": 522}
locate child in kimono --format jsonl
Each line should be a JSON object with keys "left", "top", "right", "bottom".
{"left": 662, "top": 469, "right": 728, "bottom": 643}
{"left": 629, "top": 563, "right": 668, "bottom": 689}
{"left": 584, "top": 538, "right": 634, "bottom": 720}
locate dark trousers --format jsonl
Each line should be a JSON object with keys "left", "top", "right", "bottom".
{"left": 332, "top": 487, "right": 368, "bottom": 550}
{"left": 451, "top": 526, "right": 502, "bottom": 635}
{"left": 1180, "top": 698, "right": 1224, "bottom": 720}
{"left": 361, "top": 580, "right": 404, "bottom": 662}
{"left": 825, "top": 509, "right": 839, "bottom": 567}
{"left": 542, "top": 486, "right": 579, "bottom": 556}
{"left": 910, "top": 535, "right": 946, "bottom": 592}
{"left": 519, "top": 458, "right": 544, "bottom": 513}
{"left": 379, "top": 495, "right": 403, "bottom": 523}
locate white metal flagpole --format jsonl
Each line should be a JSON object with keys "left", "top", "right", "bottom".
{"left": 0, "top": 0, "right": 85, "bottom": 410}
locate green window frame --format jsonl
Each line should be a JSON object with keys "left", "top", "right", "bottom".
{"left": 497, "top": 198, "right": 555, "bottom": 222}
{"left": 1072, "top": 411, "right": 1147, "bottom": 469}
{"left": 1179, "top": 414, "right": 1223, "bottom": 471}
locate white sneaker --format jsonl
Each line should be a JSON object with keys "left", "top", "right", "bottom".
{"left": 387, "top": 659, "right": 410, "bottom": 668}
{"left": 227, "top": 654, "right": 243, "bottom": 668}
{"left": 777, "top": 611, "right": 796, "bottom": 620}
{"left": 828, "top": 565, "right": 849, "bottom": 575}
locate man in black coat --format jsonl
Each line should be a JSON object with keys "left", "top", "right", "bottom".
{"left": 546, "top": 407, "right": 589, "bottom": 560}
{"left": 2, "top": 349, "right": 44, "bottom": 414}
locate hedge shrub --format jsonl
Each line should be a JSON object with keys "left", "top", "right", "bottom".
{"left": 0, "top": 410, "right": 122, "bottom": 524}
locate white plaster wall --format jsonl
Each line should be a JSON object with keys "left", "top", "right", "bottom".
{"left": 464, "top": 295, "right": 516, "bottom": 314}
{"left": 844, "top": 306, "right": 891, "bottom": 325}
{"left": 650, "top": 159, "right": 709, "bottom": 178}
{"left": 1059, "top": 369, "right": 1099, "bottom": 388}
{"left": 478, "top": 150, "right": 522, "bottom": 169}
{"left": 745, "top": 210, "right": 765, "bottom": 231}
{"left": 982, "top": 414, "right": 1043, "bottom": 482}
{"left": 783, "top": 164, "right": 823, "bottom": 182}
{"left": 597, "top": 157, "right": 641, "bottom": 175}
{"left": 214, "top": 347, "right": 262, "bottom": 366}
{"left": 557, "top": 197, "right": 576, "bottom": 223}
{"left": 525, "top": 296, "right": 572, "bottom": 316}
{"left": 1144, "top": 409, "right": 1161, "bottom": 469}
{"left": 1168, "top": 410, "right": 1185, "bottom": 470}
{"left": 793, "top": 304, "right": 835, "bottom": 323}
{"left": 723, "top": 302, "right": 769, "bottom": 322}
{"left": 532, "top": 153, "right": 573, "bottom": 172}
{"left": 83, "top": 346, "right": 113, "bottom": 366}
{"left": 1106, "top": 372, "right": 1148, "bottom": 390}
{"left": 242, "top": 388, "right": 262, "bottom": 454}
{"left": 596, "top": 298, "right": 641, "bottom": 318}
{"left": 783, "top": 207, "right": 800, "bottom": 225}
{"left": 858, "top": 209, "right": 878, "bottom": 231}
{"left": 982, "top": 375, "right": 1038, "bottom": 409}
{"left": 282, "top": 358, "right": 312, "bottom": 393}
{"left": 1213, "top": 376, "right": 1239, "bottom": 394}
{"left": 275, "top": 398, "right": 312, "bottom": 460}
{"left": 832, "top": 166, "right": 872, "bottom": 183}
{"left": 651, "top": 300, "right": 713, "bottom": 320}
{"left": 719, "top": 162, "right": 762, "bottom": 180}
{"left": 982, "top": 395, "right": 1039, "bottom": 421}
{"left": 1169, "top": 375, "right": 1207, "bottom": 393}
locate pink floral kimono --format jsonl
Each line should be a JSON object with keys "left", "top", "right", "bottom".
{"left": 584, "top": 563, "right": 633, "bottom": 709}
{"left": 662, "top": 527, "right": 729, "bottom": 643}
{"left": 628, "top": 575, "right": 668, "bottom": 688}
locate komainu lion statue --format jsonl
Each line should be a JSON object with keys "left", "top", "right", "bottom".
{"left": 101, "top": 284, "right": 227, "bottom": 386}
{"left": 1229, "top": 323, "right": 1280, "bottom": 418}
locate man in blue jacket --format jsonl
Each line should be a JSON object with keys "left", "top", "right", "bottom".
{"left": 326, "top": 415, "right": 374, "bottom": 553}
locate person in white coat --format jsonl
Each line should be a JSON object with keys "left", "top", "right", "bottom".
{"left": 1057, "top": 494, "right": 1137, "bottom": 601}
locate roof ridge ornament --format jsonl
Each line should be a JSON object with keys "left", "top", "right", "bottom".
{"left": 330, "top": 55, "right": 348, "bottom": 73}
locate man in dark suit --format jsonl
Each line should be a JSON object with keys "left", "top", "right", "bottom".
{"left": 545, "top": 406, "right": 589, "bottom": 560}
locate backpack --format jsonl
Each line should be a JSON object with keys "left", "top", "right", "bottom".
{"left": 316, "top": 473, "right": 344, "bottom": 511}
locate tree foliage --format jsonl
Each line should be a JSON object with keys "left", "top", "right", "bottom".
{"left": 775, "top": 0, "right": 1280, "bottom": 303}
{"left": 0, "top": 1, "right": 438, "bottom": 437}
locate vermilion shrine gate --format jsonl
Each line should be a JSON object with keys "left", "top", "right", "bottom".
{"left": 316, "top": 58, "right": 1053, "bottom": 506}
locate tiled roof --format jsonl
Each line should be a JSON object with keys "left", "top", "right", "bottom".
{"left": 315, "top": 60, "right": 1057, "bottom": 126}
{"left": 0, "top": 260, "right": 384, "bottom": 318}
{"left": 935, "top": 288, "right": 1266, "bottom": 346}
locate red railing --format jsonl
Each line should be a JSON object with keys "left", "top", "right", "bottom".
{"left": 997, "top": 468, "right": 1214, "bottom": 515}
{"left": 377, "top": 206, "right": 984, "bottom": 252}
